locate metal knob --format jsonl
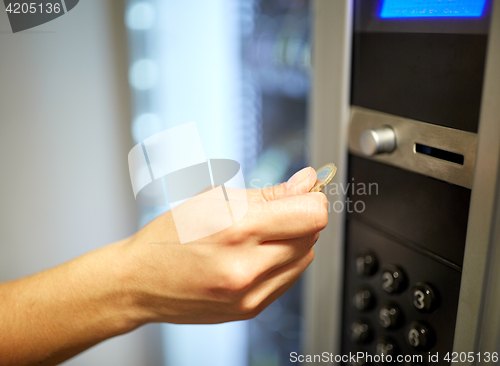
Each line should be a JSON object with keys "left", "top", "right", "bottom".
{"left": 359, "top": 126, "right": 396, "bottom": 156}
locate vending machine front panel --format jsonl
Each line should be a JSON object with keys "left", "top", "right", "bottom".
{"left": 340, "top": 0, "right": 493, "bottom": 362}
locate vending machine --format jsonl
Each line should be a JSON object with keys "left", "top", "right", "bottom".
{"left": 305, "top": 0, "right": 500, "bottom": 364}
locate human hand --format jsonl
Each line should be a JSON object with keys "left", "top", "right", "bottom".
{"left": 0, "top": 167, "right": 328, "bottom": 366}
{"left": 121, "top": 167, "right": 328, "bottom": 325}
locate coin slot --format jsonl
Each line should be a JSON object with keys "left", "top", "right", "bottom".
{"left": 414, "top": 143, "right": 464, "bottom": 165}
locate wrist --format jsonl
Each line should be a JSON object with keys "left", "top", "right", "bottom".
{"left": 103, "top": 239, "right": 153, "bottom": 333}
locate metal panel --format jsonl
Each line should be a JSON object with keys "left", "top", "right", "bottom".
{"left": 349, "top": 107, "right": 477, "bottom": 189}
{"left": 453, "top": 0, "right": 500, "bottom": 358}
{"left": 347, "top": 155, "right": 471, "bottom": 268}
{"left": 478, "top": 182, "right": 500, "bottom": 358}
{"left": 351, "top": 32, "right": 488, "bottom": 133}
{"left": 303, "top": 0, "right": 353, "bottom": 362}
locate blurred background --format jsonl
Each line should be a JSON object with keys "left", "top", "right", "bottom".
{"left": 0, "top": 0, "right": 312, "bottom": 365}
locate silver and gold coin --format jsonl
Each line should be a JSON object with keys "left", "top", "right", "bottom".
{"left": 310, "top": 163, "right": 337, "bottom": 192}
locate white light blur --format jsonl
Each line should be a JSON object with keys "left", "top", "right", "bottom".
{"left": 126, "top": 2, "right": 156, "bottom": 30}
{"left": 129, "top": 59, "right": 158, "bottom": 90}
{"left": 131, "top": 113, "right": 165, "bottom": 143}
{"left": 155, "top": 0, "right": 248, "bottom": 364}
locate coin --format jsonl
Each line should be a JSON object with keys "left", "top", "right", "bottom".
{"left": 310, "top": 163, "right": 337, "bottom": 192}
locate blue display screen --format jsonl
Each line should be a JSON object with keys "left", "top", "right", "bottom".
{"left": 380, "top": 0, "right": 487, "bottom": 18}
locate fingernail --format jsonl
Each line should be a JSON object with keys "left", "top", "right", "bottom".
{"left": 287, "top": 167, "right": 311, "bottom": 186}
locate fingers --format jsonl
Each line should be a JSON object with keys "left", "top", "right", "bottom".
{"left": 250, "top": 192, "right": 328, "bottom": 241}
{"left": 259, "top": 167, "right": 317, "bottom": 202}
{"left": 237, "top": 248, "right": 315, "bottom": 318}
{"left": 253, "top": 233, "right": 319, "bottom": 277}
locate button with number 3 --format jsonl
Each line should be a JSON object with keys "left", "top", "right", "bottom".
{"left": 411, "top": 282, "right": 437, "bottom": 312}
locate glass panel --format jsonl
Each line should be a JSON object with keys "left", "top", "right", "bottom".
{"left": 125, "top": 1, "right": 312, "bottom": 364}
{"left": 242, "top": 1, "right": 311, "bottom": 365}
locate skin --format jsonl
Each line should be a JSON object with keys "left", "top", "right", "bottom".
{"left": 0, "top": 167, "right": 328, "bottom": 366}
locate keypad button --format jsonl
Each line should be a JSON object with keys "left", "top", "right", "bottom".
{"left": 411, "top": 282, "right": 437, "bottom": 312}
{"left": 375, "top": 337, "right": 399, "bottom": 357}
{"left": 351, "top": 320, "right": 372, "bottom": 344}
{"left": 356, "top": 251, "right": 378, "bottom": 277}
{"left": 353, "top": 287, "right": 375, "bottom": 312}
{"left": 381, "top": 265, "right": 407, "bottom": 294}
{"left": 407, "top": 321, "right": 435, "bottom": 351}
{"left": 378, "top": 303, "right": 402, "bottom": 329}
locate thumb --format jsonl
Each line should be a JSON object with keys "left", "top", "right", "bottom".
{"left": 260, "top": 167, "right": 317, "bottom": 201}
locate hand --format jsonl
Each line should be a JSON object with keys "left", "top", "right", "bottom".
{"left": 0, "top": 167, "right": 328, "bottom": 366}
{"left": 121, "top": 166, "right": 329, "bottom": 324}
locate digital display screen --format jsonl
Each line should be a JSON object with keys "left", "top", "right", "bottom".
{"left": 380, "top": 0, "right": 487, "bottom": 18}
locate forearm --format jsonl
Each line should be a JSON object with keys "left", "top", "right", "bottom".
{"left": 0, "top": 240, "right": 145, "bottom": 366}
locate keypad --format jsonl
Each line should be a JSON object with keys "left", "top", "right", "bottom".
{"left": 349, "top": 257, "right": 438, "bottom": 352}
{"left": 346, "top": 256, "right": 440, "bottom": 362}
{"left": 346, "top": 258, "right": 441, "bottom": 360}
{"left": 342, "top": 219, "right": 463, "bottom": 365}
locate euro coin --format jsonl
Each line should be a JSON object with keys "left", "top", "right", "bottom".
{"left": 310, "top": 163, "right": 337, "bottom": 192}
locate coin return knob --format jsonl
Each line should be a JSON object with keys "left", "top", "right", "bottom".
{"left": 359, "top": 126, "right": 396, "bottom": 156}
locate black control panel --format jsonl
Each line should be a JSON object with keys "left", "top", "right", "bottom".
{"left": 342, "top": 215, "right": 462, "bottom": 364}
{"left": 340, "top": 156, "right": 469, "bottom": 364}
